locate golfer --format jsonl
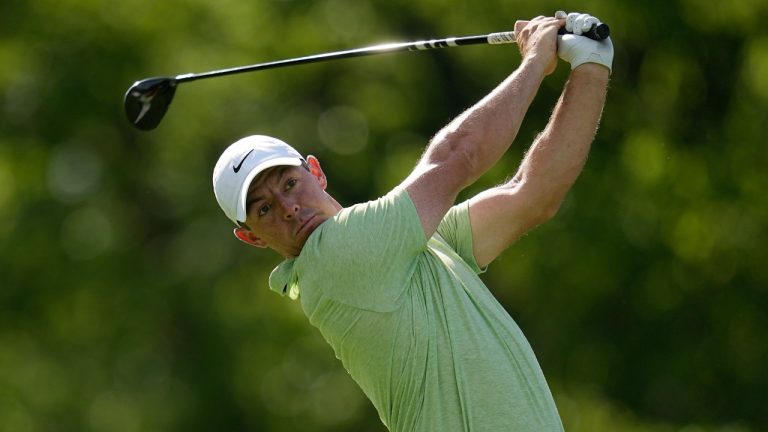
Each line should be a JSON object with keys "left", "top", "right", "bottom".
{"left": 213, "top": 12, "right": 612, "bottom": 431}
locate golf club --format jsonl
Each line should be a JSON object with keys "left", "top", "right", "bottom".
{"left": 124, "top": 23, "right": 609, "bottom": 131}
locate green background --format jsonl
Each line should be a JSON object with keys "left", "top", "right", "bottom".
{"left": 1, "top": 0, "right": 767, "bottom": 430}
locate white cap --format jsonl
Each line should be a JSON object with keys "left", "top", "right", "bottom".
{"left": 212, "top": 135, "right": 304, "bottom": 225}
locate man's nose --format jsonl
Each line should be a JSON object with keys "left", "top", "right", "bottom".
{"left": 278, "top": 198, "right": 299, "bottom": 219}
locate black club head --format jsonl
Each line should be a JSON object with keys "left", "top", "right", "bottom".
{"left": 124, "top": 77, "right": 177, "bottom": 131}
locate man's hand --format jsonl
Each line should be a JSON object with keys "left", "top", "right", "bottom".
{"left": 514, "top": 16, "right": 565, "bottom": 76}
{"left": 555, "top": 11, "right": 614, "bottom": 73}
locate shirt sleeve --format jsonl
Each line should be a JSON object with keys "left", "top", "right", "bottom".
{"left": 300, "top": 187, "right": 427, "bottom": 311}
{"left": 435, "top": 200, "right": 485, "bottom": 274}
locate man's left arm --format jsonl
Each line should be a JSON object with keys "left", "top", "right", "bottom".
{"left": 469, "top": 62, "right": 610, "bottom": 268}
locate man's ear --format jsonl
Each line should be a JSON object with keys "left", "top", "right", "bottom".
{"left": 233, "top": 227, "right": 267, "bottom": 248}
{"left": 305, "top": 155, "right": 327, "bottom": 190}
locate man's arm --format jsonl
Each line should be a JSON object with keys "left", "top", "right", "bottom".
{"left": 401, "top": 17, "right": 563, "bottom": 239}
{"left": 469, "top": 63, "right": 610, "bottom": 267}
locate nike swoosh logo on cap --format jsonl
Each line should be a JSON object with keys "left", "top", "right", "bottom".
{"left": 232, "top": 149, "right": 254, "bottom": 173}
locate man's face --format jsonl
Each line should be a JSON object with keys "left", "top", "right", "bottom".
{"left": 240, "top": 157, "right": 340, "bottom": 257}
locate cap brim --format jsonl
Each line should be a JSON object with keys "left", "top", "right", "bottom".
{"left": 235, "top": 157, "right": 303, "bottom": 223}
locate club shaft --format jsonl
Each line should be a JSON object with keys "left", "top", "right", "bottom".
{"left": 174, "top": 32, "right": 517, "bottom": 83}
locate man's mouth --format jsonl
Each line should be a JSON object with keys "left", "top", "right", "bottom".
{"left": 296, "top": 214, "right": 316, "bottom": 237}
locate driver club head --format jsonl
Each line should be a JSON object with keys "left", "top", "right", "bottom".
{"left": 124, "top": 77, "right": 178, "bottom": 131}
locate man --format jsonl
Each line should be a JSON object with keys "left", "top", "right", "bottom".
{"left": 212, "top": 11, "right": 612, "bottom": 431}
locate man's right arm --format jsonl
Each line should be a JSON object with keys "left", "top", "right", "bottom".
{"left": 401, "top": 17, "right": 564, "bottom": 239}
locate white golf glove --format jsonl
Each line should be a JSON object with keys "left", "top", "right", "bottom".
{"left": 555, "top": 11, "right": 613, "bottom": 73}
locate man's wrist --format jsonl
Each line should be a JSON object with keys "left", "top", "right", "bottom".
{"left": 519, "top": 55, "right": 550, "bottom": 78}
{"left": 571, "top": 62, "right": 610, "bottom": 80}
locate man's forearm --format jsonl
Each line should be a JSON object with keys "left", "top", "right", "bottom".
{"left": 514, "top": 63, "right": 609, "bottom": 216}
{"left": 421, "top": 57, "right": 549, "bottom": 188}
{"left": 401, "top": 17, "right": 566, "bottom": 239}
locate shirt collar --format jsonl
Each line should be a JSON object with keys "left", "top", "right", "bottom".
{"left": 269, "top": 258, "right": 299, "bottom": 299}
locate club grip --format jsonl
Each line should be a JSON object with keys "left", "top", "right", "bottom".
{"left": 558, "top": 23, "right": 610, "bottom": 41}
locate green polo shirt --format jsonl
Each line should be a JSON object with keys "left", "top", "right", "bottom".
{"left": 269, "top": 187, "right": 563, "bottom": 431}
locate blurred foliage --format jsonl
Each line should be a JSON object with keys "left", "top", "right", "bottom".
{"left": 1, "top": 0, "right": 767, "bottom": 430}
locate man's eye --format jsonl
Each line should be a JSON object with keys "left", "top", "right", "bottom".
{"left": 258, "top": 203, "right": 271, "bottom": 216}
{"left": 286, "top": 178, "right": 297, "bottom": 189}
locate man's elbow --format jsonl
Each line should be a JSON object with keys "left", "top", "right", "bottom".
{"left": 428, "top": 129, "right": 484, "bottom": 180}
{"left": 529, "top": 193, "right": 566, "bottom": 226}
{"left": 539, "top": 201, "right": 562, "bottom": 223}
{"left": 522, "top": 176, "right": 574, "bottom": 225}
